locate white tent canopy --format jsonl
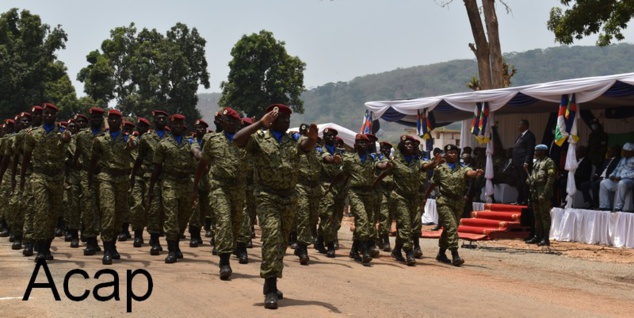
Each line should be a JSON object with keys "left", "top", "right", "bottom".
{"left": 288, "top": 122, "right": 357, "bottom": 148}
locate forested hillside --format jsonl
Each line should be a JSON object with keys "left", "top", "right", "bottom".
{"left": 197, "top": 43, "right": 634, "bottom": 134}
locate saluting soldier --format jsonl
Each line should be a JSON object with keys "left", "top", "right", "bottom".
{"left": 194, "top": 107, "right": 249, "bottom": 279}
{"left": 525, "top": 144, "right": 556, "bottom": 246}
{"left": 89, "top": 109, "right": 137, "bottom": 265}
{"left": 241, "top": 117, "right": 257, "bottom": 246}
{"left": 423, "top": 144, "right": 483, "bottom": 266}
{"left": 73, "top": 107, "right": 106, "bottom": 256}
{"left": 21, "top": 103, "right": 71, "bottom": 261}
{"left": 233, "top": 104, "right": 318, "bottom": 310}
{"left": 149, "top": 114, "right": 196, "bottom": 263}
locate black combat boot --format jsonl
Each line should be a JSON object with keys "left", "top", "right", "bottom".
{"left": 219, "top": 253, "right": 232, "bottom": 280}
{"left": 360, "top": 240, "right": 373, "bottom": 264}
{"left": 9, "top": 233, "right": 14, "bottom": 242}
{"left": 436, "top": 248, "right": 452, "bottom": 264}
{"left": 44, "top": 238, "right": 54, "bottom": 261}
{"left": 412, "top": 235, "right": 423, "bottom": 259}
{"left": 118, "top": 223, "right": 130, "bottom": 241}
{"left": 391, "top": 238, "right": 405, "bottom": 263}
{"left": 404, "top": 249, "right": 417, "bottom": 266}
{"left": 251, "top": 225, "right": 256, "bottom": 239}
{"left": 450, "top": 248, "right": 465, "bottom": 266}
{"left": 133, "top": 229, "right": 144, "bottom": 247}
{"left": 102, "top": 241, "right": 113, "bottom": 265}
{"left": 294, "top": 242, "right": 309, "bottom": 265}
{"left": 149, "top": 233, "right": 161, "bottom": 255}
{"left": 237, "top": 242, "right": 249, "bottom": 264}
{"left": 204, "top": 219, "right": 212, "bottom": 237}
{"left": 525, "top": 229, "right": 542, "bottom": 245}
{"left": 247, "top": 238, "right": 253, "bottom": 248}
{"left": 34, "top": 241, "right": 47, "bottom": 263}
{"left": 70, "top": 230, "right": 79, "bottom": 248}
{"left": 22, "top": 241, "right": 34, "bottom": 256}
{"left": 0, "top": 219, "right": 9, "bottom": 237}
{"left": 314, "top": 235, "right": 327, "bottom": 254}
{"left": 64, "top": 229, "right": 72, "bottom": 242}
{"left": 263, "top": 276, "right": 283, "bottom": 299}
{"left": 84, "top": 237, "right": 97, "bottom": 256}
{"left": 175, "top": 238, "right": 183, "bottom": 259}
{"left": 368, "top": 239, "right": 380, "bottom": 258}
{"left": 537, "top": 233, "right": 550, "bottom": 246}
{"left": 349, "top": 240, "right": 362, "bottom": 262}
{"left": 165, "top": 240, "right": 178, "bottom": 264}
{"left": 326, "top": 242, "right": 336, "bottom": 258}
{"left": 288, "top": 231, "right": 297, "bottom": 249}
{"left": 11, "top": 235, "right": 22, "bottom": 250}
{"left": 263, "top": 277, "right": 279, "bottom": 310}
{"left": 55, "top": 217, "right": 64, "bottom": 237}
{"left": 189, "top": 226, "right": 200, "bottom": 248}
{"left": 111, "top": 241, "right": 120, "bottom": 260}
{"left": 381, "top": 234, "right": 391, "bottom": 252}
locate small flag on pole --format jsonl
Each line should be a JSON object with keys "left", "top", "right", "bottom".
{"left": 360, "top": 110, "right": 373, "bottom": 134}
{"left": 471, "top": 103, "right": 482, "bottom": 136}
{"left": 417, "top": 109, "right": 434, "bottom": 140}
{"left": 475, "top": 102, "right": 491, "bottom": 144}
{"left": 554, "top": 94, "right": 570, "bottom": 146}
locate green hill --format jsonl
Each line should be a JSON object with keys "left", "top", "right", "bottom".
{"left": 197, "top": 43, "right": 634, "bottom": 138}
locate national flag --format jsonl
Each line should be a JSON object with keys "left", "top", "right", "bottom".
{"left": 554, "top": 94, "right": 569, "bottom": 147}
{"left": 471, "top": 103, "right": 482, "bottom": 136}
{"left": 360, "top": 110, "right": 373, "bottom": 134}
{"left": 567, "top": 93, "right": 579, "bottom": 143}
{"left": 475, "top": 102, "right": 491, "bottom": 144}
{"left": 417, "top": 109, "right": 434, "bottom": 140}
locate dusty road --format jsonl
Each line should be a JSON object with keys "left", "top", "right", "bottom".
{"left": 2, "top": 221, "right": 634, "bottom": 318}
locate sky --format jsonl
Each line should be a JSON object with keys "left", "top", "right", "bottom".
{"left": 3, "top": 0, "right": 634, "bottom": 96}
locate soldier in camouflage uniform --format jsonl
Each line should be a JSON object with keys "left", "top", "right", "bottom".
{"left": 21, "top": 103, "right": 71, "bottom": 261}
{"left": 128, "top": 117, "right": 150, "bottom": 247}
{"left": 90, "top": 109, "right": 137, "bottom": 265}
{"left": 117, "top": 120, "right": 136, "bottom": 242}
{"left": 377, "top": 141, "right": 394, "bottom": 252}
{"left": 131, "top": 110, "right": 170, "bottom": 255}
{"left": 234, "top": 104, "right": 318, "bottom": 310}
{"left": 194, "top": 107, "right": 249, "bottom": 278}
{"left": 149, "top": 114, "right": 195, "bottom": 264}
{"left": 74, "top": 107, "right": 106, "bottom": 256}
{"left": 292, "top": 124, "right": 323, "bottom": 265}
{"left": 0, "top": 120, "right": 15, "bottom": 239}
{"left": 241, "top": 117, "right": 257, "bottom": 247}
{"left": 424, "top": 144, "right": 483, "bottom": 266}
{"left": 525, "top": 144, "right": 556, "bottom": 246}
{"left": 188, "top": 118, "right": 210, "bottom": 248}
{"left": 63, "top": 118, "right": 82, "bottom": 248}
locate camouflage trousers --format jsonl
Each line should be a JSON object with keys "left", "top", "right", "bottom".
{"left": 80, "top": 170, "right": 100, "bottom": 238}
{"left": 0, "top": 177, "right": 10, "bottom": 227}
{"left": 31, "top": 172, "right": 64, "bottom": 241}
{"left": 190, "top": 178, "right": 211, "bottom": 229}
{"left": 390, "top": 191, "right": 420, "bottom": 251}
{"left": 317, "top": 183, "right": 346, "bottom": 245}
{"left": 162, "top": 177, "right": 192, "bottom": 241}
{"left": 377, "top": 189, "right": 394, "bottom": 237}
{"left": 349, "top": 188, "right": 376, "bottom": 241}
{"left": 212, "top": 183, "right": 247, "bottom": 254}
{"left": 21, "top": 174, "right": 35, "bottom": 242}
{"left": 244, "top": 182, "right": 256, "bottom": 228}
{"left": 97, "top": 175, "right": 129, "bottom": 243}
{"left": 295, "top": 182, "right": 322, "bottom": 245}
{"left": 436, "top": 195, "right": 464, "bottom": 250}
{"left": 258, "top": 188, "right": 297, "bottom": 279}
{"left": 129, "top": 176, "right": 147, "bottom": 231}
{"left": 8, "top": 186, "right": 24, "bottom": 237}
{"left": 530, "top": 190, "right": 552, "bottom": 235}
{"left": 146, "top": 176, "right": 164, "bottom": 235}
{"left": 64, "top": 171, "right": 82, "bottom": 231}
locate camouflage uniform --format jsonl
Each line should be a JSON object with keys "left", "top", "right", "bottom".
{"left": 317, "top": 145, "right": 347, "bottom": 246}
{"left": 189, "top": 135, "right": 212, "bottom": 233}
{"left": 128, "top": 141, "right": 147, "bottom": 233}
{"left": 244, "top": 130, "right": 305, "bottom": 279}
{"left": 137, "top": 130, "right": 169, "bottom": 236}
{"left": 431, "top": 162, "right": 473, "bottom": 250}
{"left": 202, "top": 133, "right": 249, "bottom": 254}
{"left": 295, "top": 145, "right": 322, "bottom": 246}
{"left": 527, "top": 156, "right": 556, "bottom": 236}
{"left": 16, "top": 128, "right": 35, "bottom": 245}
{"left": 23, "top": 125, "right": 68, "bottom": 241}
{"left": 153, "top": 135, "right": 195, "bottom": 242}
{"left": 76, "top": 127, "right": 104, "bottom": 240}
{"left": 0, "top": 135, "right": 12, "bottom": 234}
{"left": 377, "top": 156, "right": 394, "bottom": 239}
{"left": 64, "top": 134, "right": 81, "bottom": 232}
{"left": 341, "top": 152, "right": 377, "bottom": 241}
{"left": 92, "top": 131, "right": 133, "bottom": 243}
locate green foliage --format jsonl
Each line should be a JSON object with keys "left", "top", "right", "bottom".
{"left": 219, "top": 30, "right": 306, "bottom": 118}
{"left": 548, "top": 0, "right": 634, "bottom": 46}
{"left": 0, "top": 8, "right": 75, "bottom": 120}
{"left": 78, "top": 22, "right": 210, "bottom": 126}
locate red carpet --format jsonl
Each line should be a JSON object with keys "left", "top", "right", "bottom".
{"left": 421, "top": 203, "right": 530, "bottom": 241}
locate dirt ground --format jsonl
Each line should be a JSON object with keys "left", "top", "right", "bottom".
{"left": 1, "top": 219, "right": 633, "bottom": 318}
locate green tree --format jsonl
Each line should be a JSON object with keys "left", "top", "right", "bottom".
{"left": 220, "top": 30, "right": 306, "bottom": 118}
{"left": 0, "top": 8, "right": 77, "bottom": 120}
{"left": 548, "top": 0, "right": 634, "bottom": 46}
{"left": 78, "top": 22, "right": 210, "bottom": 124}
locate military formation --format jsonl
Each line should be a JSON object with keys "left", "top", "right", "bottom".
{"left": 0, "top": 102, "right": 485, "bottom": 310}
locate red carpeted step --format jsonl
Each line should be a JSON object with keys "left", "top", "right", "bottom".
{"left": 483, "top": 203, "right": 527, "bottom": 212}
{"left": 460, "top": 218, "right": 513, "bottom": 229}
{"left": 457, "top": 225, "right": 506, "bottom": 236}
{"left": 421, "top": 229, "right": 488, "bottom": 241}
{"left": 471, "top": 210, "right": 521, "bottom": 222}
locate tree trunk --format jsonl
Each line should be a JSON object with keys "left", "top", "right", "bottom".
{"left": 482, "top": 0, "right": 503, "bottom": 88}
{"left": 464, "top": 0, "right": 492, "bottom": 90}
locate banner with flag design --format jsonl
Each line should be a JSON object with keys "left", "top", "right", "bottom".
{"left": 360, "top": 110, "right": 373, "bottom": 134}
{"left": 554, "top": 93, "right": 578, "bottom": 146}
{"left": 417, "top": 109, "right": 434, "bottom": 139}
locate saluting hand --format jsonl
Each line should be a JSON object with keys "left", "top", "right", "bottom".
{"left": 307, "top": 123, "right": 319, "bottom": 140}
{"left": 260, "top": 108, "right": 278, "bottom": 129}
{"left": 333, "top": 153, "right": 343, "bottom": 163}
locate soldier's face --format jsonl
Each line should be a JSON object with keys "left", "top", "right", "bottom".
{"left": 195, "top": 124, "right": 206, "bottom": 137}
{"left": 89, "top": 114, "right": 103, "bottom": 128}
{"left": 137, "top": 122, "right": 149, "bottom": 135}
{"left": 31, "top": 111, "right": 42, "bottom": 125}
{"left": 324, "top": 132, "right": 336, "bottom": 145}
{"left": 108, "top": 115, "right": 122, "bottom": 132}
{"left": 402, "top": 141, "right": 416, "bottom": 155}
{"left": 221, "top": 115, "right": 239, "bottom": 133}
{"left": 445, "top": 150, "right": 458, "bottom": 163}
{"left": 20, "top": 116, "right": 31, "bottom": 128}
{"left": 355, "top": 140, "right": 369, "bottom": 153}
{"left": 75, "top": 117, "right": 88, "bottom": 129}
{"left": 68, "top": 122, "right": 79, "bottom": 134}
{"left": 155, "top": 114, "right": 167, "bottom": 129}
{"left": 271, "top": 113, "right": 290, "bottom": 132}
{"left": 43, "top": 109, "right": 56, "bottom": 125}
{"left": 170, "top": 120, "right": 186, "bottom": 136}
{"left": 535, "top": 149, "right": 546, "bottom": 158}
{"left": 380, "top": 145, "right": 391, "bottom": 157}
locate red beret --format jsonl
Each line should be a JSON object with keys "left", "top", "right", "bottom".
{"left": 20, "top": 112, "right": 31, "bottom": 118}
{"left": 323, "top": 127, "right": 338, "bottom": 136}
{"left": 89, "top": 107, "right": 104, "bottom": 114}
{"left": 380, "top": 141, "right": 393, "bottom": 148}
{"left": 42, "top": 103, "right": 58, "bottom": 112}
{"left": 170, "top": 114, "right": 186, "bottom": 122}
{"left": 137, "top": 117, "right": 150, "bottom": 126}
{"left": 68, "top": 118, "right": 75, "bottom": 124}
{"left": 194, "top": 119, "right": 209, "bottom": 127}
{"left": 241, "top": 117, "right": 254, "bottom": 125}
{"left": 400, "top": 135, "right": 420, "bottom": 145}
{"left": 14, "top": 115, "right": 20, "bottom": 121}
{"left": 152, "top": 110, "right": 169, "bottom": 117}
{"left": 59, "top": 121, "right": 68, "bottom": 127}
{"left": 31, "top": 105, "right": 43, "bottom": 112}
{"left": 4, "top": 119, "right": 15, "bottom": 125}
{"left": 123, "top": 120, "right": 135, "bottom": 127}
{"left": 366, "top": 134, "right": 378, "bottom": 142}
{"left": 336, "top": 136, "right": 343, "bottom": 142}
{"left": 221, "top": 107, "right": 241, "bottom": 120}
{"left": 108, "top": 109, "right": 123, "bottom": 117}
{"left": 355, "top": 134, "right": 371, "bottom": 142}
{"left": 74, "top": 114, "right": 88, "bottom": 121}
{"left": 265, "top": 104, "right": 292, "bottom": 114}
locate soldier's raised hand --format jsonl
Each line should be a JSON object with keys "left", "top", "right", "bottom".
{"left": 260, "top": 108, "right": 278, "bottom": 129}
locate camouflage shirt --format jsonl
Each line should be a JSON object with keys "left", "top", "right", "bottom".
{"left": 138, "top": 130, "right": 170, "bottom": 178}
{"left": 201, "top": 133, "right": 246, "bottom": 184}
{"left": 431, "top": 162, "right": 473, "bottom": 199}
{"left": 528, "top": 156, "right": 556, "bottom": 190}
{"left": 23, "top": 125, "right": 69, "bottom": 173}
{"left": 319, "top": 145, "right": 344, "bottom": 184}
{"left": 154, "top": 135, "right": 196, "bottom": 179}
{"left": 298, "top": 146, "right": 321, "bottom": 184}
{"left": 76, "top": 127, "right": 105, "bottom": 170}
{"left": 92, "top": 131, "right": 134, "bottom": 179}
{"left": 340, "top": 152, "right": 378, "bottom": 189}
{"left": 389, "top": 151, "right": 429, "bottom": 195}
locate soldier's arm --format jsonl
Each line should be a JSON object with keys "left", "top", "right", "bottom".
{"left": 544, "top": 161, "right": 556, "bottom": 195}
{"left": 234, "top": 111, "right": 277, "bottom": 148}
{"left": 373, "top": 169, "right": 392, "bottom": 188}
{"left": 465, "top": 168, "right": 483, "bottom": 178}
{"left": 299, "top": 124, "right": 318, "bottom": 152}
{"left": 72, "top": 133, "right": 82, "bottom": 169}
{"left": 10, "top": 153, "right": 19, "bottom": 192}
{"left": 20, "top": 149, "right": 32, "bottom": 192}
{"left": 88, "top": 140, "right": 101, "bottom": 189}
{"left": 192, "top": 156, "right": 209, "bottom": 202}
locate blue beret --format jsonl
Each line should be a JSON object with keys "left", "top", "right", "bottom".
{"left": 535, "top": 144, "right": 548, "bottom": 151}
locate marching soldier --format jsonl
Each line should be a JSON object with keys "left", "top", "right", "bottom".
{"left": 129, "top": 117, "right": 150, "bottom": 247}
{"left": 188, "top": 118, "right": 210, "bottom": 248}
{"left": 525, "top": 144, "right": 556, "bottom": 246}
{"left": 64, "top": 118, "right": 82, "bottom": 248}
{"left": 377, "top": 141, "right": 394, "bottom": 252}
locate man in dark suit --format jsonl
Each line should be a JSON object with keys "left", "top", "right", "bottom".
{"left": 580, "top": 145, "right": 621, "bottom": 208}
{"left": 512, "top": 119, "right": 535, "bottom": 205}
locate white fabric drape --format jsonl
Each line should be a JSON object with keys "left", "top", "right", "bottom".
{"left": 551, "top": 208, "right": 634, "bottom": 248}
{"left": 484, "top": 112, "right": 495, "bottom": 203}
